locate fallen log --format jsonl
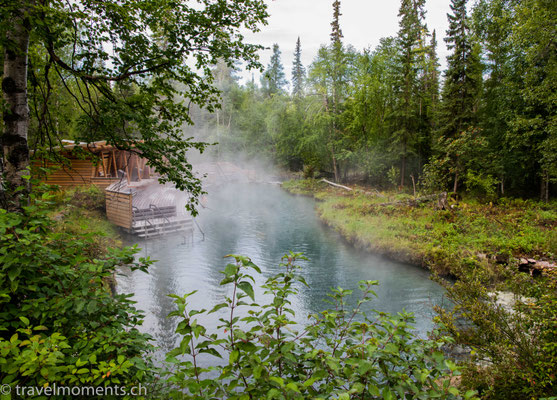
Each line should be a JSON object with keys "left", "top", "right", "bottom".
{"left": 321, "top": 179, "right": 353, "bottom": 191}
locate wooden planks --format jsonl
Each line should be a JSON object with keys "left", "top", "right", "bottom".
{"left": 105, "top": 191, "right": 133, "bottom": 229}
{"left": 37, "top": 159, "right": 94, "bottom": 187}
{"left": 91, "top": 177, "right": 122, "bottom": 189}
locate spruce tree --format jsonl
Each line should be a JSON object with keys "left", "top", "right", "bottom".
{"left": 439, "top": 0, "right": 481, "bottom": 138}
{"left": 291, "top": 37, "right": 305, "bottom": 97}
{"left": 262, "top": 44, "right": 287, "bottom": 97}
{"left": 436, "top": 0, "right": 483, "bottom": 192}
{"left": 395, "top": 0, "right": 427, "bottom": 186}
{"left": 329, "top": 0, "right": 345, "bottom": 181}
{"left": 426, "top": 30, "right": 440, "bottom": 109}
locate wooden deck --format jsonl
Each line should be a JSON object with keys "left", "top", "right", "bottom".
{"left": 105, "top": 179, "right": 193, "bottom": 237}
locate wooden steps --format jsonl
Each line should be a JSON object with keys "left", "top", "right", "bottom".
{"left": 132, "top": 216, "right": 193, "bottom": 238}
{"left": 131, "top": 205, "right": 193, "bottom": 237}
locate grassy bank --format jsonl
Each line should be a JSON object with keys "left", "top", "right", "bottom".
{"left": 48, "top": 185, "right": 122, "bottom": 253}
{"left": 282, "top": 179, "right": 557, "bottom": 277}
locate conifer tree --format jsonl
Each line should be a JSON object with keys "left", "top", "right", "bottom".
{"left": 262, "top": 44, "right": 287, "bottom": 97}
{"left": 329, "top": 0, "right": 346, "bottom": 181}
{"left": 435, "top": 0, "right": 483, "bottom": 193}
{"left": 330, "top": 0, "right": 344, "bottom": 109}
{"left": 291, "top": 37, "right": 306, "bottom": 97}
{"left": 426, "top": 30, "right": 440, "bottom": 109}
{"left": 395, "top": 0, "right": 427, "bottom": 186}
{"left": 439, "top": 0, "right": 481, "bottom": 138}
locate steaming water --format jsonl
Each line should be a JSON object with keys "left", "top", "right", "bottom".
{"left": 117, "top": 183, "right": 446, "bottom": 360}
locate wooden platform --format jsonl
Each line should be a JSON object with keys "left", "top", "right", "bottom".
{"left": 105, "top": 179, "right": 193, "bottom": 237}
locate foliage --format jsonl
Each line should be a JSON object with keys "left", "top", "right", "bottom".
{"left": 164, "top": 252, "right": 477, "bottom": 399}
{"left": 463, "top": 171, "right": 498, "bottom": 202}
{"left": 59, "top": 185, "right": 106, "bottom": 212}
{"left": 435, "top": 264, "right": 557, "bottom": 399}
{"left": 281, "top": 179, "right": 327, "bottom": 196}
{"left": 1, "top": 0, "right": 269, "bottom": 211}
{"left": 184, "top": 0, "right": 554, "bottom": 199}
{"left": 387, "top": 167, "right": 400, "bottom": 189}
{"left": 262, "top": 44, "right": 288, "bottom": 97}
{"left": 0, "top": 188, "right": 155, "bottom": 396}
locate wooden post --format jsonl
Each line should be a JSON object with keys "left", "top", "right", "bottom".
{"left": 100, "top": 152, "right": 107, "bottom": 177}
{"left": 111, "top": 150, "right": 117, "bottom": 177}
{"left": 134, "top": 154, "right": 141, "bottom": 181}
{"left": 125, "top": 152, "right": 130, "bottom": 184}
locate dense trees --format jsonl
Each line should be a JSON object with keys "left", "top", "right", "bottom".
{"left": 3, "top": 0, "right": 553, "bottom": 200}
{"left": 196, "top": 0, "right": 554, "bottom": 199}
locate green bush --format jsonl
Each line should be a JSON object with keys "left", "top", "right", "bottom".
{"left": 164, "top": 252, "right": 478, "bottom": 399}
{"left": 0, "top": 192, "right": 155, "bottom": 397}
{"left": 464, "top": 171, "right": 498, "bottom": 203}
{"left": 435, "top": 266, "right": 557, "bottom": 399}
{"left": 63, "top": 185, "right": 106, "bottom": 211}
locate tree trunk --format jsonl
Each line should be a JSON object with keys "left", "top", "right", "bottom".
{"left": 546, "top": 171, "right": 550, "bottom": 202}
{"left": 541, "top": 170, "right": 549, "bottom": 202}
{"left": 400, "top": 140, "right": 406, "bottom": 187}
{"left": 453, "top": 169, "right": 459, "bottom": 193}
{"left": 331, "top": 146, "right": 339, "bottom": 182}
{"left": 2, "top": 5, "right": 31, "bottom": 211}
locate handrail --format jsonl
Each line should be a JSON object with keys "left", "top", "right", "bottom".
{"left": 150, "top": 204, "right": 171, "bottom": 226}
{"left": 193, "top": 218, "right": 205, "bottom": 241}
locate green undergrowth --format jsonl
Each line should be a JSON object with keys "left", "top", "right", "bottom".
{"left": 0, "top": 186, "right": 156, "bottom": 398}
{"left": 49, "top": 185, "right": 122, "bottom": 256}
{"left": 283, "top": 179, "right": 557, "bottom": 277}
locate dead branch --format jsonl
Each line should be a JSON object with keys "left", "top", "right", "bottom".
{"left": 321, "top": 179, "right": 353, "bottom": 191}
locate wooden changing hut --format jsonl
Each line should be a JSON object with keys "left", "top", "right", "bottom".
{"left": 35, "top": 140, "right": 153, "bottom": 188}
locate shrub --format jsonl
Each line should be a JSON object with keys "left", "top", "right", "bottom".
{"left": 0, "top": 191, "right": 155, "bottom": 397}
{"left": 164, "top": 253, "right": 478, "bottom": 399}
{"left": 464, "top": 171, "right": 498, "bottom": 203}
{"left": 434, "top": 266, "right": 557, "bottom": 399}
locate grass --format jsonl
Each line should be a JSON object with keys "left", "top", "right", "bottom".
{"left": 283, "top": 179, "right": 557, "bottom": 277}
{"left": 48, "top": 185, "right": 122, "bottom": 257}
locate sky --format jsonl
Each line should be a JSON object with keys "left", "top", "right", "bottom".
{"left": 238, "top": 0, "right": 455, "bottom": 87}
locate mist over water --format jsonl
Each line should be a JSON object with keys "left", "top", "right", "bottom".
{"left": 117, "top": 183, "right": 446, "bottom": 361}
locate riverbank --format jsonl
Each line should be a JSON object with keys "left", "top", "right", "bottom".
{"left": 282, "top": 179, "right": 557, "bottom": 278}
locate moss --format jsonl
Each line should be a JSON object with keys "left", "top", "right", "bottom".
{"left": 283, "top": 179, "right": 557, "bottom": 277}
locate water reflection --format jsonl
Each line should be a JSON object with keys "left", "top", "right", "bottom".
{"left": 117, "top": 183, "right": 445, "bottom": 360}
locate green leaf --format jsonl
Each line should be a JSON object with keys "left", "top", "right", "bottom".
{"left": 224, "top": 263, "right": 239, "bottom": 277}
{"left": 368, "top": 385, "right": 380, "bottom": 396}
{"left": 382, "top": 388, "right": 394, "bottom": 400}
{"left": 229, "top": 350, "right": 239, "bottom": 364}
{"left": 19, "top": 317, "right": 29, "bottom": 326}
{"left": 237, "top": 281, "right": 255, "bottom": 301}
{"left": 269, "top": 376, "right": 284, "bottom": 388}
{"left": 286, "top": 382, "right": 300, "bottom": 393}
{"left": 86, "top": 300, "right": 98, "bottom": 314}
{"left": 7, "top": 267, "right": 21, "bottom": 281}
